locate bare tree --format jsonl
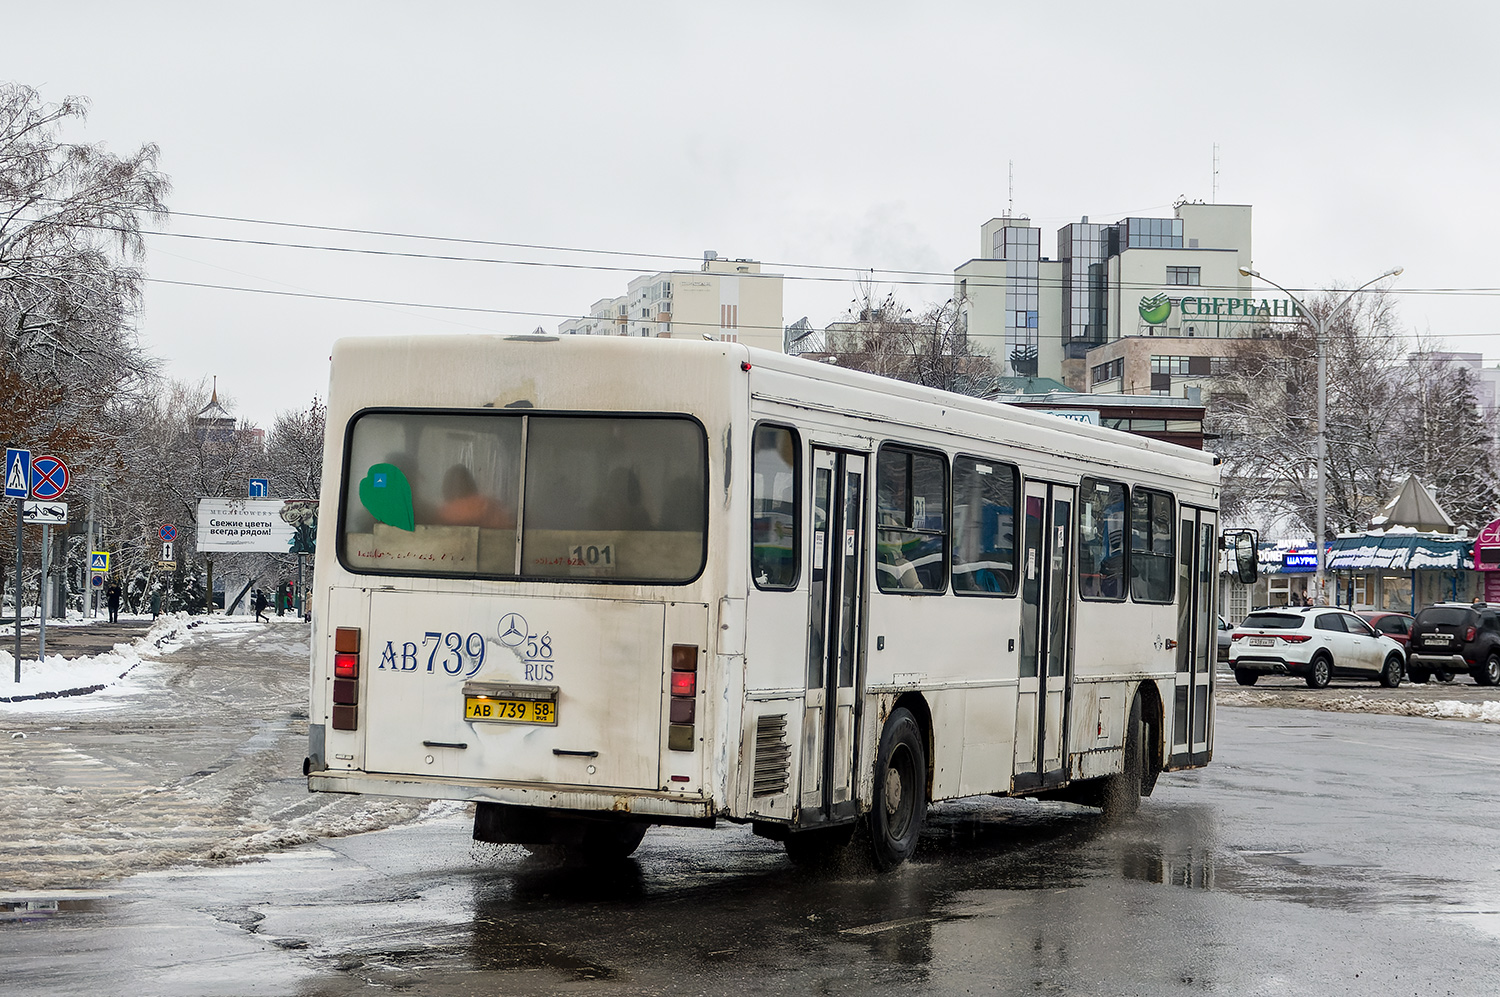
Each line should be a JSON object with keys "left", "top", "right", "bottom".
{"left": 1207, "top": 289, "right": 1500, "bottom": 537}
{"left": 822, "top": 284, "right": 998, "bottom": 395}
{"left": 0, "top": 83, "right": 170, "bottom": 455}
{"left": 266, "top": 397, "right": 326, "bottom": 500}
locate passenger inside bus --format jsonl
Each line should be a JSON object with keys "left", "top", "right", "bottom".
{"left": 435, "top": 464, "right": 515, "bottom": 529}
{"left": 877, "top": 474, "right": 922, "bottom": 590}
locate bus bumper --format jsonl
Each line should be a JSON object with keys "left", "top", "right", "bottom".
{"left": 308, "top": 770, "right": 717, "bottom": 823}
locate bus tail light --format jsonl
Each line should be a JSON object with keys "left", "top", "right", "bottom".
{"left": 668, "top": 644, "right": 698, "bottom": 751}
{"left": 333, "top": 627, "right": 361, "bottom": 731}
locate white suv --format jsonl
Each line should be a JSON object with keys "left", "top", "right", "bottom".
{"left": 1229, "top": 607, "right": 1406, "bottom": 689}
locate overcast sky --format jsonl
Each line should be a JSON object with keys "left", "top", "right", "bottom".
{"left": 9, "top": 2, "right": 1498, "bottom": 428}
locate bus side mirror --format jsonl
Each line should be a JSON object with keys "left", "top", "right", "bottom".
{"left": 1223, "top": 529, "right": 1260, "bottom": 584}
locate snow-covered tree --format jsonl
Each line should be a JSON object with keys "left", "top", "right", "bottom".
{"left": 1207, "top": 291, "right": 1500, "bottom": 538}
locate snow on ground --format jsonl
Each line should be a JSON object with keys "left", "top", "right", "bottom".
{"left": 1218, "top": 688, "right": 1500, "bottom": 724}
{"left": 0, "top": 614, "right": 199, "bottom": 713}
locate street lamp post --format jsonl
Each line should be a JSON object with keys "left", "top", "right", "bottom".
{"left": 1238, "top": 265, "right": 1402, "bottom": 605}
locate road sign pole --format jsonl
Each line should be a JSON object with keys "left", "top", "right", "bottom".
{"left": 38, "top": 523, "right": 48, "bottom": 662}
{"left": 86, "top": 480, "right": 96, "bottom": 620}
{"left": 13, "top": 497, "right": 21, "bottom": 681}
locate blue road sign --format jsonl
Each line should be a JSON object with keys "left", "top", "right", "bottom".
{"left": 160, "top": 523, "right": 178, "bottom": 543}
{"left": 90, "top": 551, "right": 110, "bottom": 572}
{"left": 4, "top": 448, "right": 31, "bottom": 498}
{"left": 249, "top": 478, "right": 269, "bottom": 498}
{"left": 29, "top": 454, "right": 68, "bottom": 500}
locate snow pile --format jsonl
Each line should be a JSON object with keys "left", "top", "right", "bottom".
{"left": 1220, "top": 688, "right": 1500, "bottom": 724}
{"left": 1321, "top": 693, "right": 1500, "bottom": 724}
{"left": 0, "top": 614, "right": 195, "bottom": 712}
{"left": 1431, "top": 699, "right": 1500, "bottom": 723}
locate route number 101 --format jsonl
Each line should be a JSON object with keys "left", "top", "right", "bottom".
{"left": 569, "top": 544, "right": 614, "bottom": 567}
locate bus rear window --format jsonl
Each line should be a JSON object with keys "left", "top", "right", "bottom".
{"left": 340, "top": 411, "right": 707, "bottom": 583}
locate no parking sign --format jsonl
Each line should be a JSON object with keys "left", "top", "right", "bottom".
{"left": 29, "top": 455, "right": 69, "bottom": 500}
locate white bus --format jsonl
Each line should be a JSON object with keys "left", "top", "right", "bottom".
{"left": 305, "top": 334, "right": 1249, "bottom": 868}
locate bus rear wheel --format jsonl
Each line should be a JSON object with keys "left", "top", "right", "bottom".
{"left": 868, "top": 707, "right": 926, "bottom": 870}
{"left": 1103, "top": 694, "right": 1146, "bottom": 821}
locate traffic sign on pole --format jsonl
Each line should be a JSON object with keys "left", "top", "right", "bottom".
{"left": 90, "top": 551, "right": 110, "bottom": 572}
{"left": 29, "top": 455, "right": 68, "bottom": 500}
{"left": 22, "top": 501, "right": 67, "bottom": 525}
{"left": 249, "top": 478, "right": 269, "bottom": 498}
{"left": 160, "top": 523, "right": 177, "bottom": 543}
{"left": 4, "top": 448, "right": 30, "bottom": 498}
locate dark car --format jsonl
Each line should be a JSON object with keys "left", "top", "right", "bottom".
{"left": 1359, "top": 611, "right": 1414, "bottom": 659}
{"left": 1407, "top": 603, "right": 1500, "bottom": 685}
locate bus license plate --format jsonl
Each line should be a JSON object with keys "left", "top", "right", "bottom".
{"left": 465, "top": 697, "right": 557, "bottom": 725}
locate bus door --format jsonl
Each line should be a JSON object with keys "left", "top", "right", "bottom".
{"left": 1172, "top": 507, "right": 1217, "bottom": 767}
{"left": 1014, "top": 481, "right": 1075, "bottom": 792}
{"left": 800, "top": 447, "right": 865, "bottom": 825}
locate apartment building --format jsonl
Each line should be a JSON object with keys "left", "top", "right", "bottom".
{"left": 558, "top": 252, "right": 785, "bottom": 353}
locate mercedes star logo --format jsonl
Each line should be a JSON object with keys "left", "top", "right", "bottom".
{"left": 497, "top": 612, "right": 528, "bottom": 647}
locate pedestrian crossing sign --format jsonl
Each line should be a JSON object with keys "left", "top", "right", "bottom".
{"left": 90, "top": 551, "right": 110, "bottom": 572}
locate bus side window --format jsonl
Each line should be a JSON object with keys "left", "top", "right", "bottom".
{"left": 951, "top": 456, "right": 1018, "bottom": 596}
{"left": 1129, "top": 487, "right": 1175, "bottom": 603}
{"left": 1078, "top": 477, "right": 1127, "bottom": 601}
{"left": 875, "top": 445, "right": 948, "bottom": 594}
{"left": 750, "top": 424, "right": 799, "bottom": 589}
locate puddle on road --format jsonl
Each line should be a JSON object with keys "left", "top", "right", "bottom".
{"left": 0, "top": 893, "right": 107, "bottom": 922}
{"left": 918, "top": 797, "right": 1463, "bottom": 919}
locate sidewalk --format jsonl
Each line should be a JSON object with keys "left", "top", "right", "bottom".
{"left": 0, "top": 615, "right": 218, "bottom": 706}
{"left": 0, "top": 617, "right": 156, "bottom": 661}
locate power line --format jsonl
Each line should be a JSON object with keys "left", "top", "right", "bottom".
{"left": 143, "top": 274, "right": 1500, "bottom": 357}
{"left": 36, "top": 209, "right": 1498, "bottom": 299}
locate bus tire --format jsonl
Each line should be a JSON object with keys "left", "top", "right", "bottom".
{"left": 1103, "top": 694, "right": 1145, "bottom": 821}
{"left": 868, "top": 707, "right": 926, "bottom": 870}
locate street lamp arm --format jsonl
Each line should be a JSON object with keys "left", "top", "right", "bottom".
{"left": 1239, "top": 266, "right": 1402, "bottom": 325}
{"left": 1239, "top": 268, "right": 1311, "bottom": 320}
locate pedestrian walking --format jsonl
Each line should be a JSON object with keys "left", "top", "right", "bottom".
{"left": 253, "top": 589, "right": 269, "bottom": 623}
{"left": 106, "top": 581, "right": 122, "bottom": 623}
{"left": 150, "top": 590, "right": 162, "bottom": 619}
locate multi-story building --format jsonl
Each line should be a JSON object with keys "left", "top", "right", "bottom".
{"left": 559, "top": 252, "right": 785, "bottom": 352}
{"left": 955, "top": 203, "right": 1277, "bottom": 394}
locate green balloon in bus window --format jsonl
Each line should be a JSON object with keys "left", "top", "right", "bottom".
{"left": 359, "top": 462, "right": 416, "bottom": 531}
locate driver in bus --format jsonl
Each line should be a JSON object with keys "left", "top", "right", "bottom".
{"left": 435, "top": 464, "right": 515, "bottom": 529}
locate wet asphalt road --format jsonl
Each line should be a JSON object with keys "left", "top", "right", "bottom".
{"left": 5, "top": 702, "right": 1499, "bottom": 996}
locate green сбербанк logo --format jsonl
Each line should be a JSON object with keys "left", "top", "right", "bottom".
{"left": 1138, "top": 293, "right": 1172, "bottom": 325}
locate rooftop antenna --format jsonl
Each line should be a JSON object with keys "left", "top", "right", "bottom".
{"left": 1212, "top": 143, "right": 1220, "bottom": 203}
{"left": 1006, "top": 160, "right": 1014, "bottom": 218}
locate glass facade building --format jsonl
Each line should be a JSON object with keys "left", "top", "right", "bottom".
{"left": 1058, "top": 222, "right": 1109, "bottom": 360}
{"left": 992, "top": 224, "right": 1040, "bottom": 377}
